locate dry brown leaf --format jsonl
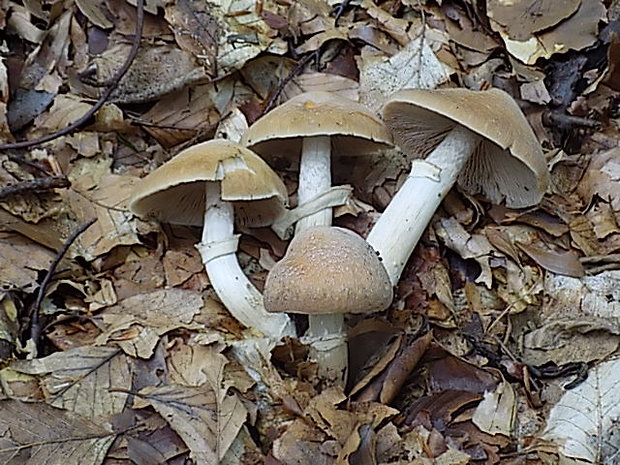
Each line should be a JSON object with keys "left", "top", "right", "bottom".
{"left": 516, "top": 241, "right": 585, "bottom": 278}
{"left": 0, "top": 400, "right": 116, "bottom": 465}
{"left": 487, "top": 0, "right": 581, "bottom": 41}
{"left": 78, "top": 43, "right": 207, "bottom": 104}
{"left": 8, "top": 346, "right": 132, "bottom": 420}
{"left": 94, "top": 289, "right": 203, "bottom": 359}
{"left": 493, "top": 0, "right": 607, "bottom": 64}
{"left": 138, "top": 83, "right": 220, "bottom": 148}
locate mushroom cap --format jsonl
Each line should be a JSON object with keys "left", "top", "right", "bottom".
{"left": 382, "top": 88, "right": 549, "bottom": 208}
{"left": 129, "top": 139, "right": 288, "bottom": 227}
{"left": 264, "top": 226, "right": 393, "bottom": 314}
{"left": 242, "top": 91, "right": 393, "bottom": 161}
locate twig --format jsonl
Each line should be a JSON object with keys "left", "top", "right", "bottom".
{"left": 0, "top": 0, "right": 145, "bottom": 151}
{"left": 29, "top": 218, "right": 97, "bottom": 352}
{"left": 262, "top": 51, "right": 319, "bottom": 115}
{"left": 0, "top": 176, "right": 70, "bottom": 200}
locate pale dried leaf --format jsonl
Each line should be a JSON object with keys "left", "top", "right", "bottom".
{"left": 0, "top": 400, "right": 115, "bottom": 465}
{"left": 472, "top": 381, "right": 516, "bottom": 436}
{"left": 8, "top": 346, "right": 132, "bottom": 420}
{"left": 357, "top": 37, "right": 451, "bottom": 112}
{"left": 542, "top": 357, "right": 620, "bottom": 464}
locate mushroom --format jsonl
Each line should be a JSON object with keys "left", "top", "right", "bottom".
{"left": 366, "top": 88, "right": 550, "bottom": 284}
{"left": 264, "top": 226, "right": 393, "bottom": 380}
{"left": 129, "top": 139, "right": 295, "bottom": 339}
{"left": 242, "top": 91, "right": 393, "bottom": 233}
{"left": 242, "top": 91, "right": 393, "bottom": 379}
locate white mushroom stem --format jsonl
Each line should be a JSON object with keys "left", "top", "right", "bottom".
{"left": 296, "top": 136, "right": 332, "bottom": 232}
{"left": 366, "top": 125, "right": 481, "bottom": 285}
{"left": 197, "top": 182, "right": 296, "bottom": 339}
{"left": 295, "top": 135, "right": 348, "bottom": 383}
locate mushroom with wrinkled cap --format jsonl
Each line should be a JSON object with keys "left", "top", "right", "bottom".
{"left": 243, "top": 91, "right": 393, "bottom": 380}
{"left": 366, "top": 87, "right": 550, "bottom": 285}
{"left": 264, "top": 226, "right": 393, "bottom": 380}
{"left": 129, "top": 139, "right": 295, "bottom": 339}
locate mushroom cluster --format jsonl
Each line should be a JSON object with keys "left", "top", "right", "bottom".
{"left": 129, "top": 87, "right": 549, "bottom": 387}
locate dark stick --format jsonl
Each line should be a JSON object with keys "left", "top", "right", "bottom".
{"left": 0, "top": 0, "right": 145, "bottom": 151}
{"left": 0, "top": 176, "right": 70, "bottom": 200}
{"left": 262, "top": 51, "right": 319, "bottom": 115}
{"left": 29, "top": 218, "right": 97, "bottom": 352}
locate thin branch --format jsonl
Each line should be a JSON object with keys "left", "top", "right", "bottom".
{"left": 0, "top": 176, "right": 69, "bottom": 200}
{"left": 29, "top": 218, "right": 97, "bottom": 351}
{"left": 0, "top": 0, "right": 145, "bottom": 151}
{"left": 262, "top": 51, "right": 319, "bottom": 115}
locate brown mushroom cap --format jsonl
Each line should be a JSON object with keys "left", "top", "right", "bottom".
{"left": 242, "top": 91, "right": 393, "bottom": 161}
{"left": 129, "top": 139, "right": 288, "bottom": 227}
{"left": 264, "top": 226, "right": 393, "bottom": 314}
{"left": 382, "top": 88, "right": 549, "bottom": 208}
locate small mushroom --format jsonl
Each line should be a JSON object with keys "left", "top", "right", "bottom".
{"left": 264, "top": 226, "right": 393, "bottom": 381}
{"left": 243, "top": 91, "right": 392, "bottom": 380}
{"left": 366, "top": 88, "right": 550, "bottom": 284}
{"left": 130, "top": 139, "right": 295, "bottom": 339}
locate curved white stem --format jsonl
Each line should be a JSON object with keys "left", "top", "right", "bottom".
{"left": 366, "top": 125, "right": 481, "bottom": 285}
{"left": 198, "top": 182, "right": 295, "bottom": 339}
{"left": 295, "top": 136, "right": 348, "bottom": 383}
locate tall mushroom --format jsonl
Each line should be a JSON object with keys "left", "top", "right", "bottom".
{"left": 366, "top": 88, "right": 550, "bottom": 284}
{"left": 264, "top": 226, "right": 393, "bottom": 381}
{"left": 242, "top": 91, "right": 393, "bottom": 379}
{"left": 129, "top": 139, "right": 295, "bottom": 339}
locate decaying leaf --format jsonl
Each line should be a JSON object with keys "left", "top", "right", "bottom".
{"left": 0, "top": 400, "right": 115, "bottom": 465}
{"left": 542, "top": 357, "right": 620, "bottom": 464}
{"left": 471, "top": 381, "right": 516, "bottom": 436}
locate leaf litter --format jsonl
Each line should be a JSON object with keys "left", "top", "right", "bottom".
{"left": 0, "top": 0, "right": 619, "bottom": 464}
